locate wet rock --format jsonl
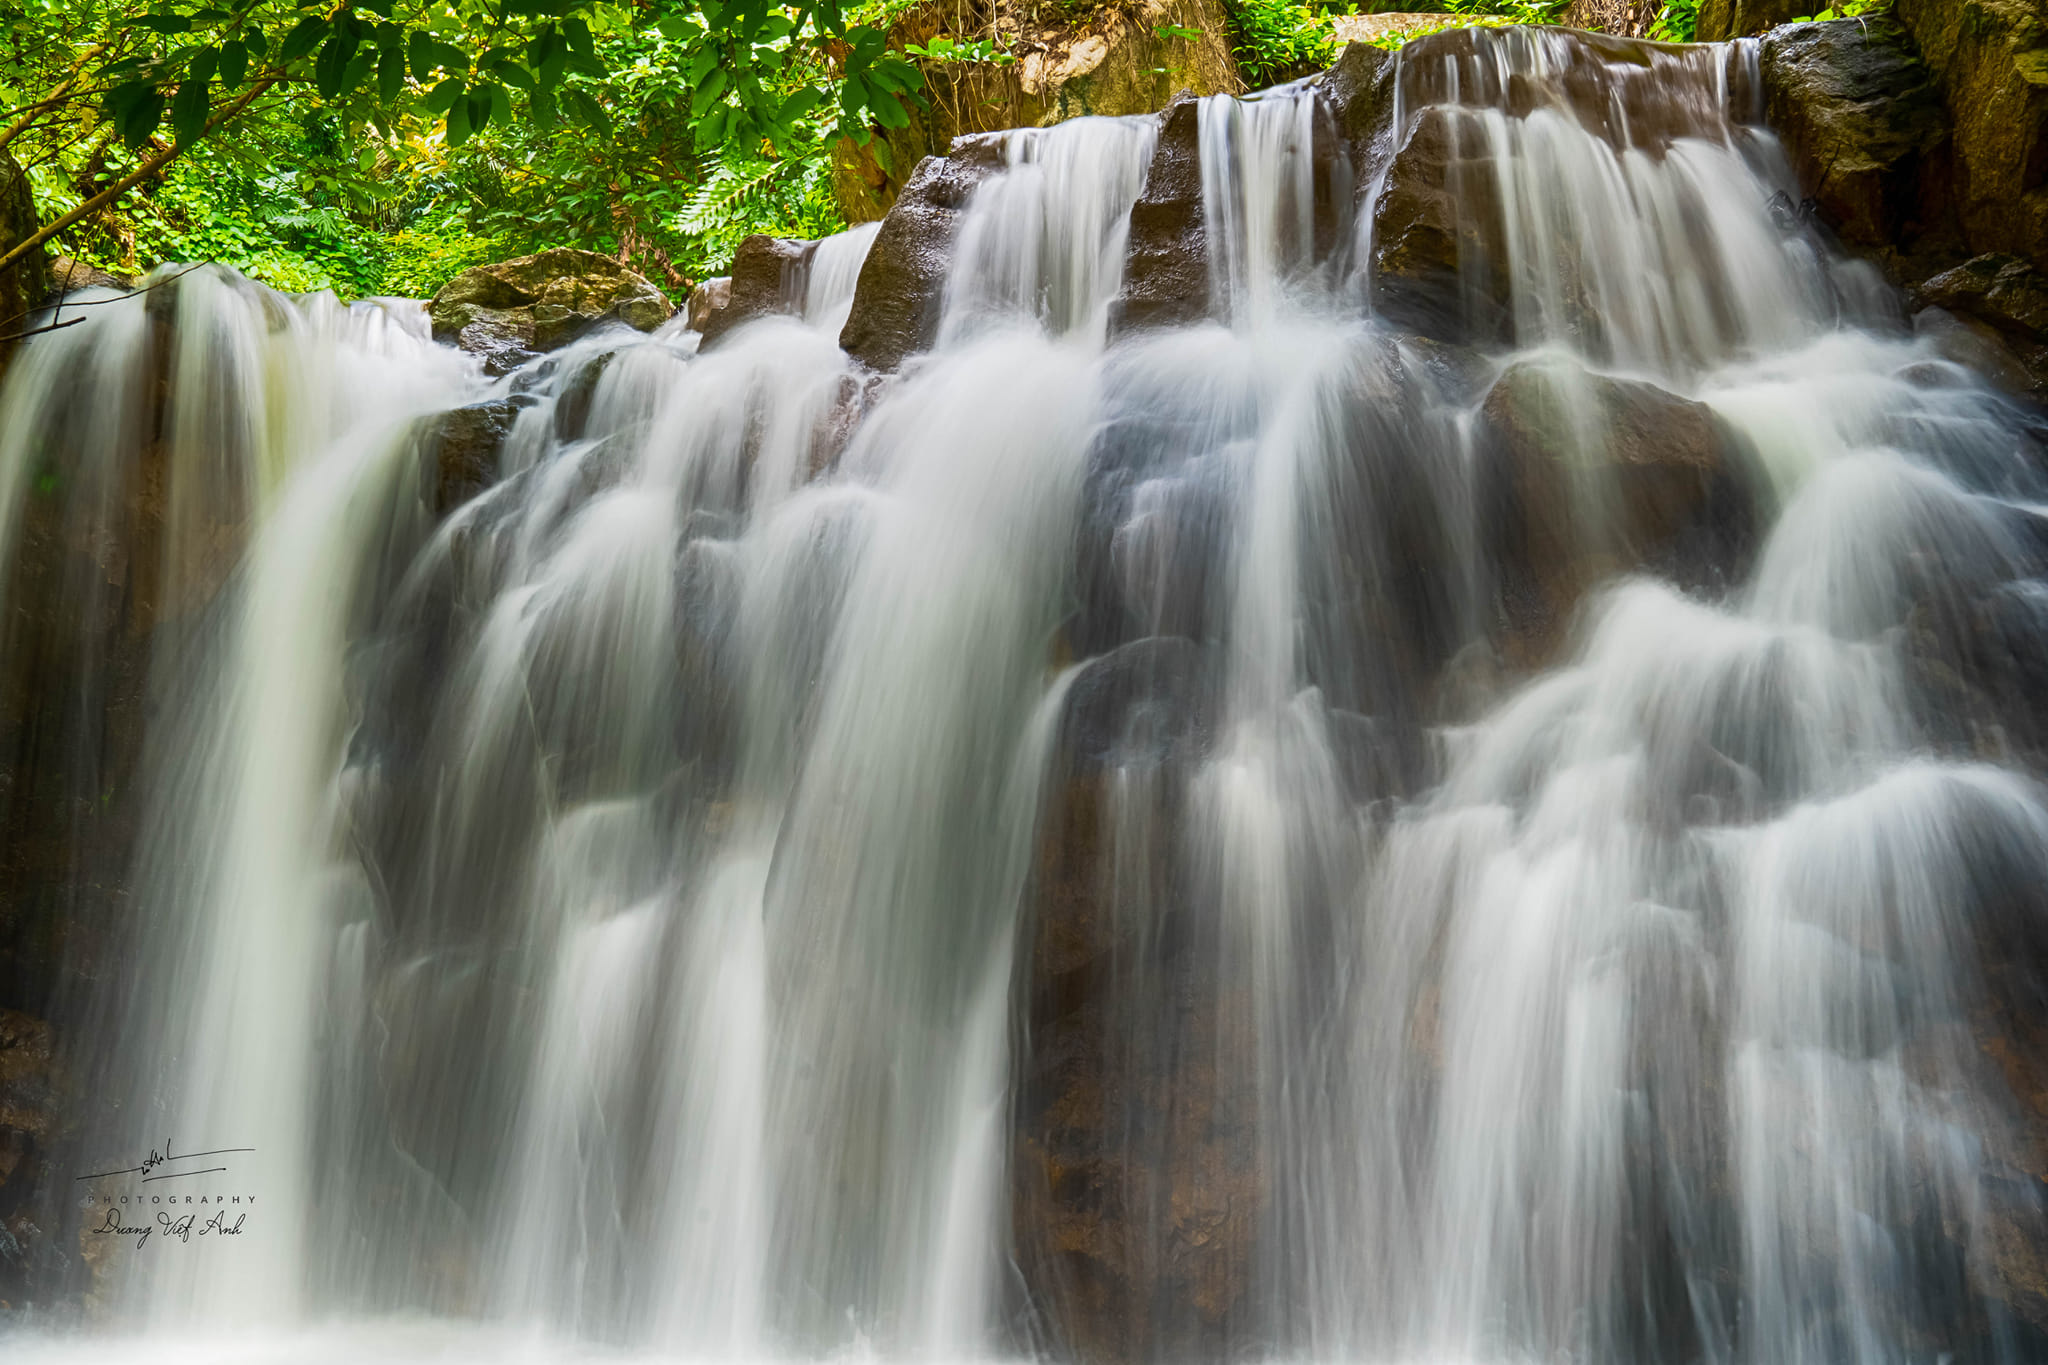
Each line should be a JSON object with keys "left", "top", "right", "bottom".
{"left": 840, "top": 136, "right": 1007, "bottom": 372}
{"left": 1060, "top": 636, "right": 1219, "bottom": 768}
{"left": 697, "top": 235, "right": 817, "bottom": 348}
{"left": 1014, "top": 648, "right": 1257, "bottom": 1364}
{"left": 1370, "top": 105, "right": 1512, "bottom": 344}
{"left": 430, "top": 249, "right": 671, "bottom": 373}
{"left": 1759, "top": 18, "right": 1955, "bottom": 253}
{"left": 829, "top": 0, "right": 1238, "bottom": 222}
{"left": 0, "top": 1010, "right": 54, "bottom": 1303}
{"left": 1896, "top": 0, "right": 2048, "bottom": 273}
{"left": 421, "top": 397, "right": 534, "bottom": 519}
{"left": 1478, "top": 358, "right": 1763, "bottom": 664}
{"left": 1110, "top": 97, "right": 1210, "bottom": 336}
{"left": 686, "top": 275, "right": 731, "bottom": 332}
{"left": 1917, "top": 254, "right": 2048, "bottom": 338}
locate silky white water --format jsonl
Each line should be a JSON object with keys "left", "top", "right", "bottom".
{"left": 2, "top": 25, "right": 2046, "bottom": 1365}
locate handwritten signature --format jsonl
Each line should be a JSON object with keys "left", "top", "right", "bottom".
{"left": 76, "top": 1137, "right": 254, "bottom": 1185}
{"left": 90, "top": 1205, "right": 248, "bottom": 1250}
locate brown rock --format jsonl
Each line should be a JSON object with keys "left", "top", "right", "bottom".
{"left": 697, "top": 235, "right": 817, "bottom": 349}
{"left": 686, "top": 275, "right": 731, "bottom": 332}
{"left": 1478, "top": 358, "right": 1763, "bottom": 664}
{"left": 1759, "top": 17, "right": 1956, "bottom": 253}
{"left": 839, "top": 136, "right": 1007, "bottom": 371}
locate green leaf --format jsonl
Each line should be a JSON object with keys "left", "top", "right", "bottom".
{"left": 493, "top": 59, "right": 534, "bottom": 90}
{"left": 171, "top": 70, "right": 211, "bottom": 145}
{"left": 565, "top": 86, "right": 609, "bottom": 134}
{"left": 342, "top": 48, "right": 378, "bottom": 96}
{"left": 218, "top": 39, "right": 247, "bottom": 89}
{"left": 871, "top": 93, "right": 909, "bottom": 129}
{"left": 446, "top": 89, "right": 473, "bottom": 143}
{"left": 279, "top": 17, "right": 327, "bottom": 63}
{"left": 378, "top": 41, "right": 405, "bottom": 101}
{"left": 423, "top": 76, "right": 463, "bottom": 113}
{"left": 315, "top": 34, "right": 359, "bottom": 98}
{"left": 114, "top": 85, "right": 166, "bottom": 148}
{"left": 135, "top": 13, "right": 194, "bottom": 34}
{"left": 689, "top": 66, "right": 729, "bottom": 117}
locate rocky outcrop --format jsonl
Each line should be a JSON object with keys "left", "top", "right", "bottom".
{"left": 1109, "top": 97, "right": 1209, "bottom": 335}
{"left": 1478, "top": 358, "right": 1764, "bottom": 664}
{"left": 840, "top": 136, "right": 1007, "bottom": 371}
{"left": 1895, "top": 0, "right": 2048, "bottom": 272}
{"left": 0, "top": 151, "right": 50, "bottom": 369}
{"left": 695, "top": 234, "right": 815, "bottom": 347}
{"left": 429, "top": 249, "right": 671, "bottom": 375}
{"left": 1753, "top": 10, "right": 2048, "bottom": 394}
{"left": 832, "top": 0, "right": 1238, "bottom": 222}
{"left": 1759, "top": 18, "right": 1954, "bottom": 253}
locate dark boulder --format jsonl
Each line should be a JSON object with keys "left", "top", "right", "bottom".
{"left": 839, "top": 136, "right": 1007, "bottom": 372}
{"left": 1110, "top": 97, "right": 1210, "bottom": 336}
{"left": 1478, "top": 358, "right": 1764, "bottom": 664}
{"left": 1759, "top": 18, "right": 1955, "bottom": 253}
{"left": 696, "top": 235, "right": 817, "bottom": 348}
{"left": 430, "top": 249, "right": 671, "bottom": 375}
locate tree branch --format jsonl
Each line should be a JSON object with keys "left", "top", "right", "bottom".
{"left": 0, "top": 76, "right": 276, "bottom": 280}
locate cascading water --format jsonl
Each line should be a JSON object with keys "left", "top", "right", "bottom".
{"left": 4, "top": 24, "right": 2048, "bottom": 1365}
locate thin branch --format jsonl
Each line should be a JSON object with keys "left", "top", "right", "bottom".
{"left": 0, "top": 261, "right": 212, "bottom": 333}
{"left": 0, "top": 77, "right": 276, "bottom": 280}
{"left": 0, "top": 316, "right": 86, "bottom": 344}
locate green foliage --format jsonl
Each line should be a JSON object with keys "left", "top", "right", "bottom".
{"left": 1225, "top": 0, "right": 1338, "bottom": 89}
{"left": 1649, "top": 0, "right": 1700, "bottom": 42}
{"left": 673, "top": 147, "right": 843, "bottom": 281}
{"left": 2, "top": 0, "right": 895, "bottom": 300}
{"left": 1788, "top": 0, "right": 1884, "bottom": 20}
{"left": 902, "top": 35, "right": 1016, "bottom": 65}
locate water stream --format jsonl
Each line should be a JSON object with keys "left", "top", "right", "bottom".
{"left": 4, "top": 25, "right": 2047, "bottom": 1365}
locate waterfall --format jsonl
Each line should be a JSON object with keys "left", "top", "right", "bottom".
{"left": 4, "top": 25, "right": 2048, "bottom": 1365}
